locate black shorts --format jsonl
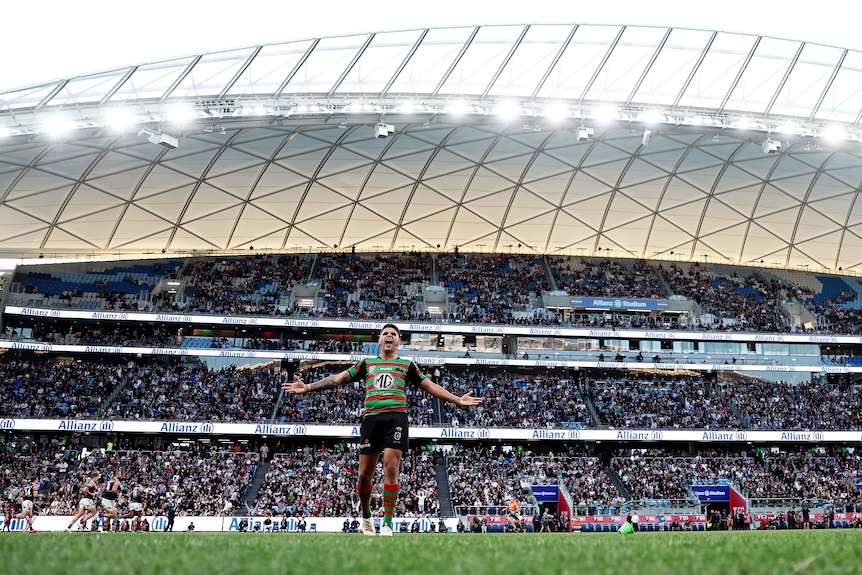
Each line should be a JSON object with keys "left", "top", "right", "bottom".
{"left": 359, "top": 412, "right": 409, "bottom": 453}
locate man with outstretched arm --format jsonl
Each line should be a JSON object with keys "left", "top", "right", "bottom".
{"left": 283, "top": 323, "right": 482, "bottom": 536}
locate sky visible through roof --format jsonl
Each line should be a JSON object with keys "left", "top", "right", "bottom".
{"left": 1, "top": 0, "right": 855, "bottom": 91}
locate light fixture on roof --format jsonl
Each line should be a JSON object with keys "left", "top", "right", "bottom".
{"left": 639, "top": 109, "right": 662, "bottom": 124}
{"left": 203, "top": 122, "right": 226, "bottom": 135}
{"left": 543, "top": 101, "right": 569, "bottom": 122}
{"left": 445, "top": 100, "right": 469, "bottom": 116}
{"left": 138, "top": 127, "right": 178, "bottom": 149}
{"left": 42, "top": 116, "right": 76, "bottom": 138}
{"left": 821, "top": 125, "right": 845, "bottom": 142}
{"left": 374, "top": 122, "right": 394, "bottom": 138}
{"left": 592, "top": 104, "right": 616, "bottom": 122}
{"left": 641, "top": 130, "right": 651, "bottom": 147}
{"left": 577, "top": 126, "right": 594, "bottom": 142}
{"left": 762, "top": 138, "right": 781, "bottom": 154}
{"left": 494, "top": 100, "right": 521, "bottom": 120}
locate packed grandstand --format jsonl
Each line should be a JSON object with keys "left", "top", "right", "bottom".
{"left": 1, "top": 251, "right": 860, "bottom": 533}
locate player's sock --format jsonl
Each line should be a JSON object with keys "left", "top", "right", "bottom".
{"left": 357, "top": 482, "right": 372, "bottom": 519}
{"left": 382, "top": 483, "right": 399, "bottom": 527}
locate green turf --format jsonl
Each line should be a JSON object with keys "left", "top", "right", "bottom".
{"left": 1, "top": 530, "right": 860, "bottom": 575}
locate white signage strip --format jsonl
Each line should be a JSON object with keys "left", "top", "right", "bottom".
{"left": 2, "top": 418, "right": 858, "bottom": 442}
{"left": 6, "top": 306, "right": 860, "bottom": 345}
{"left": 1, "top": 515, "right": 458, "bottom": 533}
{"left": 0, "top": 340, "right": 853, "bottom": 373}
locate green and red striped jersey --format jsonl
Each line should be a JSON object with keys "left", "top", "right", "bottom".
{"left": 347, "top": 356, "right": 426, "bottom": 417}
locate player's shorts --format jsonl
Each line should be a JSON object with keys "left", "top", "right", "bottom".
{"left": 101, "top": 498, "right": 117, "bottom": 511}
{"left": 359, "top": 412, "right": 409, "bottom": 453}
{"left": 22, "top": 500, "right": 33, "bottom": 511}
{"left": 78, "top": 498, "right": 95, "bottom": 511}
{"left": 128, "top": 502, "right": 143, "bottom": 512}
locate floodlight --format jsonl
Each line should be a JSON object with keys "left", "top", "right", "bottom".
{"left": 138, "top": 127, "right": 178, "bottom": 149}
{"left": 762, "top": 139, "right": 781, "bottom": 154}
{"left": 374, "top": 123, "right": 395, "bottom": 138}
{"left": 577, "top": 126, "right": 595, "bottom": 142}
{"left": 149, "top": 132, "right": 178, "bottom": 149}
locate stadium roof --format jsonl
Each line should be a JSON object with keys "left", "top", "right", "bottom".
{"left": 3, "top": 23, "right": 862, "bottom": 272}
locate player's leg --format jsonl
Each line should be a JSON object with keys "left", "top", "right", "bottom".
{"left": 357, "top": 450, "right": 380, "bottom": 535}
{"left": 30, "top": 503, "right": 40, "bottom": 531}
{"left": 357, "top": 414, "right": 384, "bottom": 535}
{"left": 84, "top": 499, "right": 101, "bottom": 529}
{"left": 14, "top": 508, "right": 30, "bottom": 531}
{"left": 378, "top": 413, "right": 408, "bottom": 536}
{"left": 103, "top": 499, "right": 119, "bottom": 531}
{"left": 380, "top": 447, "right": 403, "bottom": 535}
{"left": 68, "top": 504, "right": 85, "bottom": 530}
{"left": 81, "top": 505, "right": 97, "bottom": 529}
{"left": 77, "top": 497, "right": 96, "bottom": 528}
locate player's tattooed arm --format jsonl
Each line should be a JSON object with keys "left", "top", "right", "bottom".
{"left": 284, "top": 370, "right": 350, "bottom": 394}
{"left": 305, "top": 375, "right": 340, "bottom": 392}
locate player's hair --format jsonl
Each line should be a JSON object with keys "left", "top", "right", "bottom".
{"left": 380, "top": 323, "right": 400, "bottom": 337}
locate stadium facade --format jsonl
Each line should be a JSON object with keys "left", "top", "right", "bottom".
{"left": 1, "top": 24, "right": 861, "bottom": 533}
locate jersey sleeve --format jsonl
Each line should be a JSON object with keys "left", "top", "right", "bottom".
{"left": 406, "top": 361, "right": 427, "bottom": 386}
{"left": 346, "top": 358, "right": 366, "bottom": 381}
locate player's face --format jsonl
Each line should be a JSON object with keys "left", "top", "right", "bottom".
{"left": 379, "top": 328, "right": 400, "bottom": 351}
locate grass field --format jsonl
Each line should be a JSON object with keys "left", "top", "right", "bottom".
{"left": 1, "top": 530, "right": 860, "bottom": 575}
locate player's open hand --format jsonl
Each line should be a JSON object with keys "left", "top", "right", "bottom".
{"left": 458, "top": 391, "right": 482, "bottom": 406}
{"left": 282, "top": 374, "right": 307, "bottom": 394}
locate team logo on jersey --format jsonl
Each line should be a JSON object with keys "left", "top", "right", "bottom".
{"left": 375, "top": 373, "right": 395, "bottom": 389}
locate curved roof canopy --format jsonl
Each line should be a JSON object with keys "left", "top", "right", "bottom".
{"left": 3, "top": 24, "right": 862, "bottom": 272}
